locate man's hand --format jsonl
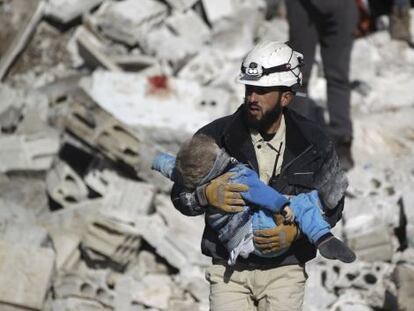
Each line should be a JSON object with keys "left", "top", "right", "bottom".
{"left": 198, "top": 172, "right": 248, "bottom": 213}
{"left": 254, "top": 215, "right": 299, "bottom": 253}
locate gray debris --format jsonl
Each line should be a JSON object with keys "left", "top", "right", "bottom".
{"left": 45, "top": 0, "right": 104, "bottom": 25}
{"left": 0, "top": 240, "right": 55, "bottom": 310}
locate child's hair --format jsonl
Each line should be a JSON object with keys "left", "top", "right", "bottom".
{"left": 176, "top": 134, "right": 219, "bottom": 190}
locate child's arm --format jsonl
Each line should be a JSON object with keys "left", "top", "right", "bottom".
{"left": 229, "top": 166, "right": 289, "bottom": 213}
{"left": 151, "top": 152, "right": 178, "bottom": 181}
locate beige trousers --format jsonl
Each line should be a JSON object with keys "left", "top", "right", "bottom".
{"left": 205, "top": 264, "right": 307, "bottom": 311}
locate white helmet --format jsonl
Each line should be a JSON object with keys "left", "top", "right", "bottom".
{"left": 237, "top": 41, "right": 304, "bottom": 88}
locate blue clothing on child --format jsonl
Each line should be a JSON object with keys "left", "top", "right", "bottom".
{"left": 152, "top": 152, "right": 331, "bottom": 264}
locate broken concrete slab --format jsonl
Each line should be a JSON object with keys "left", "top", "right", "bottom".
{"left": 345, "top": 215, "right": 395, "bottom": 262}
{"left": 54, "top": 269, "right": 114, "bottom": 309}
{"left": 63, "top": 91, "right": 142, "bottom": 172}
{"left": 164, "top": 0, "right": 199, "bottom": 12}
{"left": 72, "top": 26, "right": 121, "bottom": 71}
{"left": 177, "top": 49, "right": 226, "bottom": 85}
{"left": 50, "top": 231, "right": 81, "bottom": 271}
{"left": 82, "top": 215, "right": 142, "bottom": 267}
{"left": 46, "top": 160, "right": 89, "bottom": 207}
{"left": 201, "top": 0, "right": 235, "bottom": 24}
{"left": 394, "top": 264, "right": 414, "bottom": 311}
{"left": 0, "top": 1, "right": 46, "bottom": 81}
{"left": 81, "top": 71, "right": 230, "bottom": 135}
{"left": 140, "top": 25, "right": 200, "bottom": 69}
{"left": 0, "top": 240, "right": 55, "bottom": 310}
{"left": 90, "top": 0, "right": 168, "bottom": 47}
{"left": 165, "top": 10, "right": 211, "bottom": 46}
{"left": 45, "top": 0, "right": 103, "bottom": 25}
{"left": 51, "top": 297, "right": 112, "bottom": 311}
{"left": 0, "top": 132, "right": 60, "bottom": 172}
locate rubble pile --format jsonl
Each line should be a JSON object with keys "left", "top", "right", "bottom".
{"left": 0, "top": 0, "right": 413, "bottom": 310}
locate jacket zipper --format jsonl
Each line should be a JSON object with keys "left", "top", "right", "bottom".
{"left": 280, "top": 144, "right": 314, "bottom": 175}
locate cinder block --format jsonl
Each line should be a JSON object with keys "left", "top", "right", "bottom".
{"left": 0, "top": 133, "right": 59, "bottom": 172}
{"left": 0, "top": 240, "right": 55, "bottom": 310}
{"left": 46, "top": 160, "right": 89, "bottom": 207}
{"left": 45, "top": 0, "right": 104, "bottom": 25}
{"left": 90, "top": 0, "right": 168, "bottom": 46}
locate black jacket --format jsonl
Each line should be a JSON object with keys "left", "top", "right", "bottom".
{"left": 171, "top": 106, "right": 348, "bottom": 267}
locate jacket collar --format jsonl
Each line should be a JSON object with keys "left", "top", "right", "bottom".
{"left": 221, "top": 105, "right": 315, "bottom": 173}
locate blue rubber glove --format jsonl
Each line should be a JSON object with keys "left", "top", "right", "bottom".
{"left": 229, "top": 165, "right": 288, "bottom": 213}
{"left": 151, "top": 152, "right": 176, "bottom": 181}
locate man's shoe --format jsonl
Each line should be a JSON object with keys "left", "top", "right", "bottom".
{"left": 335, "top": 136, "right": 354, "bottom": 171}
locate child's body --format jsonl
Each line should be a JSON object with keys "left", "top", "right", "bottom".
{"left": 152, "top": 135, "right": 356, "bottom": 264}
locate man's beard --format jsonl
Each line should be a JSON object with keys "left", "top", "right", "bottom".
{"left": 243, "top": 100, "right": 283, "bottom": 132}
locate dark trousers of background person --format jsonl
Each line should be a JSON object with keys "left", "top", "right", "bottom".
{"left": 286, "top": 0, "right": 358, "bottom": 141}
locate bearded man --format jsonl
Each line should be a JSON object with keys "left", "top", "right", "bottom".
{"left": 171, "top": 41, "right": 348, "bottom": 311}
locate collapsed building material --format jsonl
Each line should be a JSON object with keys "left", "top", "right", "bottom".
{"left": 50, "top": 231, "right": 81, "bottom": 271}
{"left": 165, "top": 10, "right": 211, "bottom": 47}
{"left": 164, "top": 0, "right": 199, "bottom": 12}
{"left": 46, "top": 160, "right": 89, "bottom": 207}
{"left": 115, "top": 274, "right": 173, "bottom": 310}
{"left": 89, "top": 0, "right": 168, "bottom": 47}
{"left": 0, "top": 132, "right": 60, "bottom": 172}
{"left": 73, "top": 26, "right": 121, "bottom": 71}
{"left": 111, "top": 54, "right": 158, "bottom": 72}
{"left": 51, "top": 297, "right": 111, "bottom": 311}
{"left": 394, "top": 264, "right": 414, "bottom": 311}
{"left": 201, "top": 0, "right": 235, "bottom": 24}
{"left": 54, "top": 269, "right": 115, "bottom": 309}
{"left": 45, "top": 0, "right": 104, "bottom": 25}
{"left": 0, "top": 240, "right": 55, "bottom": 310}
{"left": 82, "top": 215, "right": 142, "bottom": 268}
{"left": 177, "top": 49, "right": 226, "bottom": 85}
{"left": 0, "top": 1, "right": 46, "bottom": 81}
{"left": 63, "top": 91, "right": 142, "bottom": 173}
{"left": 140, "top": 25, "right": 200, "bottom": 69}
{"left": 345, "top": 215, "right": 395, "bottom": 262}
{"left": 85, "top": 168, "right": 156, "bottom": 224}
{"left": 82, "top": 71, "right": 231, "bottom": 134}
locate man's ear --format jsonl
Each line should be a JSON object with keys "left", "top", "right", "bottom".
{"left": 281, "top": 91, "right": 294, "bottom": 107}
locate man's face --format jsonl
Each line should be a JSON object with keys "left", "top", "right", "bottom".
{"left": 243, "top": 85, "right": 284, "bottom": 130}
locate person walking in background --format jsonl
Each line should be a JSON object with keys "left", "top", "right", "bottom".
{"left": 285, "top": 0, "right": 359, "bottom": 171}
{"left": 390, "top": 0, "right": 412, "bottom": 44}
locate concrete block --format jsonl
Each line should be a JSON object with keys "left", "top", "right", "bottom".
{"left": 302, "top": 262, "right": 337, "bottom": 311}
{"left": 0, "top": 240, "right": 55, "bottom": 310}
{"left": 165, "top": 10, "right": 210, "bottom": 46}
{"left": 54, "top": 270, "right": 114, "bottom": 308}
{"left": 394, "top": 264, "right": 414, "bottom": 311}
{"left": 82, "top": 216, "right": 142, "bottom": 267}
{"left": 127, "top": 250, "right": 169, "bottom": 280}
{"left": 0, "top": 132, "right": 59, "bottom": 172}
{"left": 140, "top": 25, "right": 199, "bottom": 68}
{"left": 73, "top": 26, "right": 121, "bottom": 71}
{"left": 131, "top": 274, "right": 173, "bottom": 310}
{"left": 345, "top": 215, "right": 395, "bottom": 262}
{"left": 46, "top": 160, "right": 89, "bottom": 207}
{"left": 63, "top": 91, "right": 142, "bottom": 172}
{"left": 135, "top": 214, "right": 190, "bottom": 270}
{"left": 164, "top": 0, "right": 199, "bottom": 11}
{"left": 155, "top": 195, "right": 209, "bottom": 267}
{"left": 177, "top": 49, "right": 226, "bottom": 85}
{"left": 201, "top": 0, "right": 235, "bottom": 24}
{"left": 84, "top": 160, "right": 156, "bottom": 221}
{"left": 90, "top": 0, "right": 168, "bottom": 46}
{"left": 51, "top": 297, "right": 111, "bottom": 311}
{"left": 2, "top": 223, "right": 49, "bottom": 248}
{"left": 81, "top": 71, "right": 227, "bottom": 135}
{"left": 45, "top": 0, "right": 103, "bottom": 25}
{"left": 50, "top": 231, "right": 81, "bottom": 271}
